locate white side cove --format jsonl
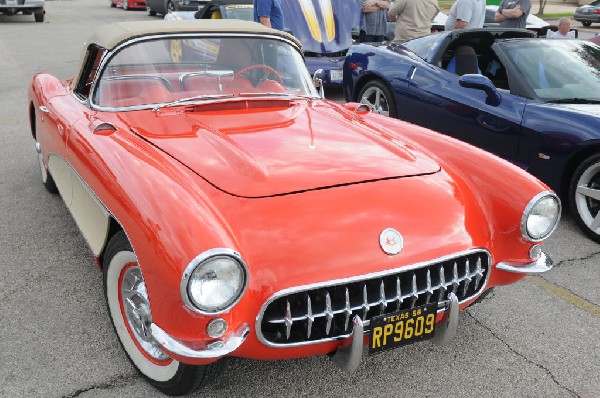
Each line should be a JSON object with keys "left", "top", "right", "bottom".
{"left": 48, "top": 154, "right": 110, "bottom": 256}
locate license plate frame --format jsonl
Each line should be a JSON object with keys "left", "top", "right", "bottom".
{"left": 369, "top": 303, "right": 437, "bottom": 355}
{"left": 329, "top": 69, "right": 343, "bottom": 82}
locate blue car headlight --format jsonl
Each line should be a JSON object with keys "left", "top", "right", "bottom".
{"left": 181, "top": 249, "right": 248, "bottom": 314}
{"left": 521, "top": 192, "right": 561, "bottom": 241}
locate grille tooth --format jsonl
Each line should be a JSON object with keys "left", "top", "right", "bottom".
{"left": 410, "top": 273, "right": 418, "bottom": 308}
{"left": 474, "top": 258, "right": 484, "bottom": 290}
{"left": 306, "top": 295, "right": 313, "bottom": 339}
{"left": 284, "top": 301, "right": 293, "bottom": 340}
{"left": 325, "top": 292, "right": 333, "bottom": 335}
{"left": 379, "top": 280, "right": 387, "bottom": 315}
{"left": 425, "top": 268, "right": 433, "bottom": 305}
{"left": 343, "top": 288, "right": 351, "bottom": 331}
{"left": 395, "top": 276, "right": 403, "bottom": 312}
{"left": 438, "top": 266, "right": 447, "bottom": 302}
{"left": 260, "top": 251, "right": 490, "bottom": 345}
{"left": 362, "top": 284, "right": 369, "bottom": 320}
{"left": 462, "top": 259, "right": 472, "bottom": 296}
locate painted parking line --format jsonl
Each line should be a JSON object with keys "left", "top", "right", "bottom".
{"left": 529, "top": 275, "right": 600, "bottom": 318}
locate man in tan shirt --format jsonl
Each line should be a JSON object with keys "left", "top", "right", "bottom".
{"left": 389, "top": 0, "right": 439, "bottom": 43}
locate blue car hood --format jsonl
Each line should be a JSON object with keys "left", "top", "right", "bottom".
{"left": 281, "top": 0, "right": 360, "bottom": 54}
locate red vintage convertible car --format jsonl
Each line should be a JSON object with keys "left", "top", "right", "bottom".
{"left": 28, "top": 20, "right": 560, "bottom": 395}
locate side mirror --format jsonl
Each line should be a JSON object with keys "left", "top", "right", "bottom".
{"left": 313, "top": 69, "right": 325, "bottom": 98}
{"left": 459, "top": 74, "right": 502, "bottom": 106}
{"left": 343, "top": 102, "right": 371, "bottom": 115}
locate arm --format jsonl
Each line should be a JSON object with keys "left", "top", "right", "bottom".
{"left": 388, "top": 0, "right": 406, "bottom": 17}
{"left": 454, "top": 20, "right": 468, "bottom": 29}
{"left": 259, "top": 16, "right": 271, "bottom": 28}
{"left": 501, "top": 5, "right": 523, "bottom": 18}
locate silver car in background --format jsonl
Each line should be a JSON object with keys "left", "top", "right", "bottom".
{"left": 0, "top": 0, "right": 44, "bottom": 22}
{"left": 574, "top": 0, "right": 600, "bottom": 26}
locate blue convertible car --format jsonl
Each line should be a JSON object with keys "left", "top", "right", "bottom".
{"left": 343, "top": 29, "right": 600, "bottom": 242}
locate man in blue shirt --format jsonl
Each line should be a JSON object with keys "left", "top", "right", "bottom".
{"left": 254, "top": 0, "right": 285, "bottom": 31}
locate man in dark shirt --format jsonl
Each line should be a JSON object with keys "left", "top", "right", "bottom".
{"left": 254, "top": 0, "right": 285, "bottom": 31}
{"left": 494, "top": 0, "right": 531, "bottom": 29}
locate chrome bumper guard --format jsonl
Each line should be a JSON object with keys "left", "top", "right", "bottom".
{"left": 151, "top": 323, "right": 249, "bottom": 359}
{"left": 496, "top": 252, "right": 553, "bottom": 274}
{"left": 330, "top": 293, "right": 460, "bottom": 372}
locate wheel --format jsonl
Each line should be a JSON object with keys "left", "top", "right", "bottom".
{"left": 582, "top": 21, "right": 592, "bottom": 27}
{"left": 147, "top": 6, "right": 156, "bottom": 15}
{"left": 34, "top": 10, "right": 44, "bottom": 22}
{"left": 36, "top": 138, "right": 57, "bottom": 193}
{"left": 358, "top": 80, "right": 397, "bottom": 118}
{"left": 103, "top": 231, "right": 224, "bottom": 395}
{"left": 123, "top": 0, "right": 128, "bottom": 10}
{"left": 110, "top": 0, "right": 116, "bottom": 7}
{"left": 569, "top": 154, "right": 600, "bottom": 242}
{"left": 235, "top": 64, "right": 283, "bottom": 85}
{"left": 167, "top": 0, "right": 176, "bottom": 12}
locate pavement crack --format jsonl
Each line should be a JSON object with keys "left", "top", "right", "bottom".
{"left": 551, "top": 251, "right": 600, "bottom": 268}
{"left": 62, "top": 373, "right": 139, "bottom": 398}
{"left": 464, "top": 310, "right": 580, "bottom": 398}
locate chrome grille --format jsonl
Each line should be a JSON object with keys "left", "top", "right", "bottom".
{"left": 257, "top": 250, "right": 489, "bottom": 347}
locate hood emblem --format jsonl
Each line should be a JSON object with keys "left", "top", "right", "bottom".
{"left": 380, "top": 228, "right": 403, "bottom": 255}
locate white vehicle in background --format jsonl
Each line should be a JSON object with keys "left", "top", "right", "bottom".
{"left": 0, "top": 0, "right": 44, "bottom": 22}
{"left": 483, "top": 5, "right": 550, "bottom": 36}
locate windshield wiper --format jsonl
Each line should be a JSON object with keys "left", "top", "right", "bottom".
{"left": 545, "top": 98, "right": 600, "bottom": 104}
{"left": 237, "top": 92, "right": 316, "bottom": 100}
{"left": 152, "top": 94, "right": 235, "bottom": 112}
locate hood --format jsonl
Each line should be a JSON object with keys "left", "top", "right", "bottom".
{"left": 121, "top": 100, "right": 440, "bottom": 198}
{"left": 281, "top": 0, "right": 360, "bottom": 54}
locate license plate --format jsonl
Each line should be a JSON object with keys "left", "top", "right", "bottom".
{"left": 369, "top": 303, "right": 437, "bottom": 354}
{"left": 330, "top": 70, "right": 343, "bottom": 82}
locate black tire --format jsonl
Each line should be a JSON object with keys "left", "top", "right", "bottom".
{"left": 36, "top": 138, "right": 58, "bottom": 193}
{"left": 582, "top": 21, "right": 592, "bottom": 27}
{"left": 110, "top": 0, "right": 116, "bottom": 7}
{"left": 167, "top": 0, "right": 176, "bottom": 12}
{"left": 34, "top": 10, "right": 44, "bottom": 22}
{"left": 103, "top": 231, "right": 224, "bottom": 396}
{"left": 357, "top": 80, "right": 398, "bottom": 118}
{"left": 569, "top": 154, "right": 600, "bottom": 243}
{"left": 147, "top": 6, "right": 157, "bottom": 16}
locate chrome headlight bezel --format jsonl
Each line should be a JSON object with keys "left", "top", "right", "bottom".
{"left": 520, "top": 191, "right": 561, "bottom": 242}
{"left": 180, "top": 248, "right": 249, "bottom": 315}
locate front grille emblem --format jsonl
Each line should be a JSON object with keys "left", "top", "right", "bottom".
{"left": 380, "top": 228, "right": 403, "bottom": 255}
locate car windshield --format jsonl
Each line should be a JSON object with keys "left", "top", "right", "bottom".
{"left": 403, "top": 33, "right": 441, "bottom": 61}
{"left": 93, "top": 35, "right": 318, "bottom": 109}
{"left": 501, "top": 40, "right": 600, "bottom": 101}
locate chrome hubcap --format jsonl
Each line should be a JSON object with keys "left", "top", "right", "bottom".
{"left": 121, "top": 266, "right": 169, "bottom": 361}
{"left": 360, "top": 86, "right": 389, "bottom": 116}
{"left": 575, "top": 162, "right": 600, "bottom": 235}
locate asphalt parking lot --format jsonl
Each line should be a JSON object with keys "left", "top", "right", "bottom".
{"left": 0, "top": 1, "right": 599, "bottom": 397}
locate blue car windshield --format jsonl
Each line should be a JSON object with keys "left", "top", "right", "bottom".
{"left": 501, "top": 40, "right": 600, "bottom": 102}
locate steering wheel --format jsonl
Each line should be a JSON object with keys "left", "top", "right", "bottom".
{"left": 234, "top": 64, "right": 283, "bottom": 85}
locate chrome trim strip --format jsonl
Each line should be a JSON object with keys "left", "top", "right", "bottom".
{"left": 520, "top": 191, "right": 562, "bottom": 242}
{"left": 496, "top": 251, "right": 553, "bottom": 274}
{"left": 432, "top": 292, "right": 459, "bottom": 346}
{"left": 102, "top": 74, "right": 174, "bottom": 91}
{"left": 151, "top": 323, "right": 249, "bottom": 359}
{"left": 180, "top": 248, "right": 249, "bottom": 315}
{"left": 329, "top": 316, "right": 364, "bottom": 373}
{"left": 89, "top": 32, "right": 306, "bottom": 112}
{"left": 255, "top": 249, "right": 491, "bottom": 348}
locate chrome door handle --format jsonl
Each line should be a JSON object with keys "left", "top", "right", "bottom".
{"left": 39, "top": 106, "right": 50, "bottom": 114}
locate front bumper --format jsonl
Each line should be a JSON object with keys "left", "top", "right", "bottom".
{"left": 496, "top": 252, "right": 553, "bottom": 274}
{"left": 151, "top": 322, "right": 249, "bottom": 364}
{"left": 0, "top": 0, "right": 44, "bottom": 8}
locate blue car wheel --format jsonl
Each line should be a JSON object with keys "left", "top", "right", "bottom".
{"left": 570, "top": 154, "right": 600, "bottom": 243}
{"left": 358, "top": 80, "right": 397, "bottom": 118}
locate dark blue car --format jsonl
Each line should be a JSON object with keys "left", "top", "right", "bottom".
{"left": 343, "top": 29, "right": 600, "bottom": 242}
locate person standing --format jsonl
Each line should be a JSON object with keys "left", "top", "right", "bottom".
{"left": 494, "top": 0, "right": 531, "bottom": 29}
{"left": 547, "top": 17, "right": 575, "bottom": 39}
{"left": 359, "top": 0, "right": 391, "bottom": 42}
{"left": 444, "top": 0, "right": 486, "bottom": 30}
{"left": 254, "top": 0, "right": 285, "bottom": 31}
{"left": 388, "top": 0, "right": 439, "bottom": 43}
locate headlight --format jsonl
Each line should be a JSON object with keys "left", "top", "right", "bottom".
{"left": 521, "top": 192, "right": 561, "bottom": 241}
{"left": 181, "top": 249, "right": 248, "bottom": 314}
